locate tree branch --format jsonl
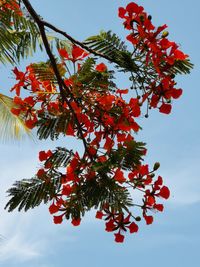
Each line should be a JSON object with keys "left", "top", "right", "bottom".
{"left": 41, "top": 21, "right": 113, "bottom": 62}
{"left": 22, "top": 0, "right": 90, "bottom": 156}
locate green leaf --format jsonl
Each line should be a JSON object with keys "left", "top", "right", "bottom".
{"left": 30, "top": 61, "right": 66, "bottom": 82}
{"left": 5, "top": 174, "right": 62, "bottom": 212}
{"left": 36, "top": 112, "right": 70, "bottom": 141}
{"left": 168, "top": 59, "right": 194, "bottom": 75}
{"left": 84, "top": 30, "right": 139, "bottom": 72}
{"left": 45, "top": 147, "right": 74, "bottom": 168}
{"left": 0, "top": 8, "right": 40, "bottom": 64}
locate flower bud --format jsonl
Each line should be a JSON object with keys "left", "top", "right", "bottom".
{"left": 162, "top": 31, "right": 169, "bottom": 38}
{"left": 153, "top": 162, "right": 160, "bottom": 171}
{"left": 135, "top": 216, "right": 141, "bottom": 221}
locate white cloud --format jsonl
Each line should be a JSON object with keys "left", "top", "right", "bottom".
{"left": 0, "top": 233, "right": 41, "bottom": 263}
{"left": 0, "top": 153, "right": 79, "bottom": 265}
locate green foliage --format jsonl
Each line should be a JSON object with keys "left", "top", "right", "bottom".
{"left": 45, "top": 147, "right": 74, "bottom": 168}
{"left": 5, "top": 147, "right": 73, "bottom": 212}
{"left": 5, "top": 175, "right": 62, "bottom": 212}
{"left": 0, "top": 8, "right": 40, "bottom": 64}
{"left": 65, "top": 179, "right": 132, "bottom": 219}
{"left": 85, "top": 30, "right": 127, "bottom": 57}
{"left": 0, "top": 7, "right": 72, "bottom": 65}
{"left": 84, "top": 30, "right": 193, "bottom": 76}
{"left": 75, "top": 57, "right": 116, "bottom": 90}
{"left": 31, "top": 61, "right": 66, "bottom": 82}
{"left": 110, "top": 141, "right": 146, "bottom": 171}
{"left": 84, "top": 30, "right": 139, "bottom": 73}
{"left": 36, "top": 112, "right": 70, "bottom": 140}
{"left": 169, "top": 59, "right": 194, "bottom": 75}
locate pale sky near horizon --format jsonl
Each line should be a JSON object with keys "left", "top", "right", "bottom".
{"left": 0, "top": 1, "right": 200, "bottom": 267}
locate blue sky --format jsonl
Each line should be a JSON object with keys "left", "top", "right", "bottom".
{"left": 0, "top": 0, "right": 200, "bottom": 266}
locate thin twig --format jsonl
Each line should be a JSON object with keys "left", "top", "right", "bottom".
{"left": 41, "top": 20, "right": 113, "bottom": 62}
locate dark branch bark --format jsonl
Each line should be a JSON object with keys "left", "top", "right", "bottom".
{"left": 22, "top": 0, "right": 90, "bottom": 156}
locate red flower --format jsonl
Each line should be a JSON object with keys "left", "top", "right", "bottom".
{"left": 72, "top": 46, "right": 89, "bottom": 62}
{"left": 116, "top": 89, "right": 128, "bottom": 95}
{"left": 53, "top": 215, "right": 63, "bottom": 224}
{"left": 95, "top": 63, "right": 107, "bottom": 72}
{"left": 139, "top": 165, "right": 149, "bottom": 176}
{"left": 39, "top": 150, "right": 52, "bottom": 162}
{"left": 171, "top": 88, "right": 183, "bottom": 99}
{"left": 10, "top": 108, "right": 21, "bottom": 116}
{"left": 37, "top": 168, "right": 46, "bottom": 178}
{"left": 146, "top": 196, "right": 155, "bottom": 206}
{"left": 71, "top": 218, "right": 81, "bottom": 226}
{"left": 128, "top": 222, "right": 139, "bottom": 233}
{"left": 66, "top": 123, "right": 75, "bottom": 136}
{"left": 129, "top": 98, "right": 141, "bottom": 117}
{"left": 126, "top": 2, "right": 144, "bottom": 14}
{"left": 103, "top": 136, "right": 114, "bottom": 152}
{"left": 105, "top": 220, "right": 115, "bottom": 232}
{"left": 25, "top": 117, "right": 37, "bottom": 129}
{"left": 58, "top": 48, "right": 69, "bottom": 59}
{"left": 114, "top": 168, "right": 126, "bottom": 183}
{"left": 159, "top": 186, "right": 170, "bottom": 199}
{"left": 144, "top": 215, "right": 153, "bottom": 225}
{"left": 39, "top": 151, "right": 47, "bottom": 161}
{"left": 173, "top": 49, "right": 188, "bottom": 60}
{"left": 24, "top": 96, "right": 35, "bottom": 106}
{"left": 114, "top": 232, "right": 125, "bottom": 243}
{"left": 118, "top": 7, "right": 126, "bottom": 18}
{"left": 95, "top": 211, "right": 104, "bottom": 219}
{"left": 49, "top": 202, "right": 60, "bottom": 214}
{"left": 59, "top": 45, "right": 89, "bottom": 62}
{"left": 88, "top": 146, "right": 97, "bottom": 156}
{"left": 155, "top": 176, "right": 163, "bottom": 187}
{"left": 13, "top": 67, "right": 25, "bottom": 81}
{"left": 11, "top": 67, "right": 25, "bottom": 96}
{"left": 62, "top": 185, "right": 73, "bottom": 196}
{"left": 159, "top": 103, "right": 172, "bottom": 114}
{"left": 154, "top": 204, "right": 164, "bottom": 212}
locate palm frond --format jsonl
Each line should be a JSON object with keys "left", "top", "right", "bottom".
{"left": 0, "top": 93, "right": 31, "bottom": 141}
{"left": 0, "top": 8, "right": 40, "bottom": 64}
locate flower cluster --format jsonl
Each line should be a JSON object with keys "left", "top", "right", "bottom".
{"left": 10, "top": 66, "right": 57, "bottom": 129}
{"left": 38, "top": 147, "right": 169, "bottom": 242}
{"left": 0, "top": 0, "right": 22, "bottom": 16}
{"left": 9, "top": 41, "right": 171, "bottom": 242}
{"left": 119, "top": 2, "right": 188, "bottom": 114}
{"left": 8, "top": 1, "right": 190, "bottom": 243}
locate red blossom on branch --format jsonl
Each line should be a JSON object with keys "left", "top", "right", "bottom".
{"left": 5, "top": 0, "right": 192, "bottom": 244}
